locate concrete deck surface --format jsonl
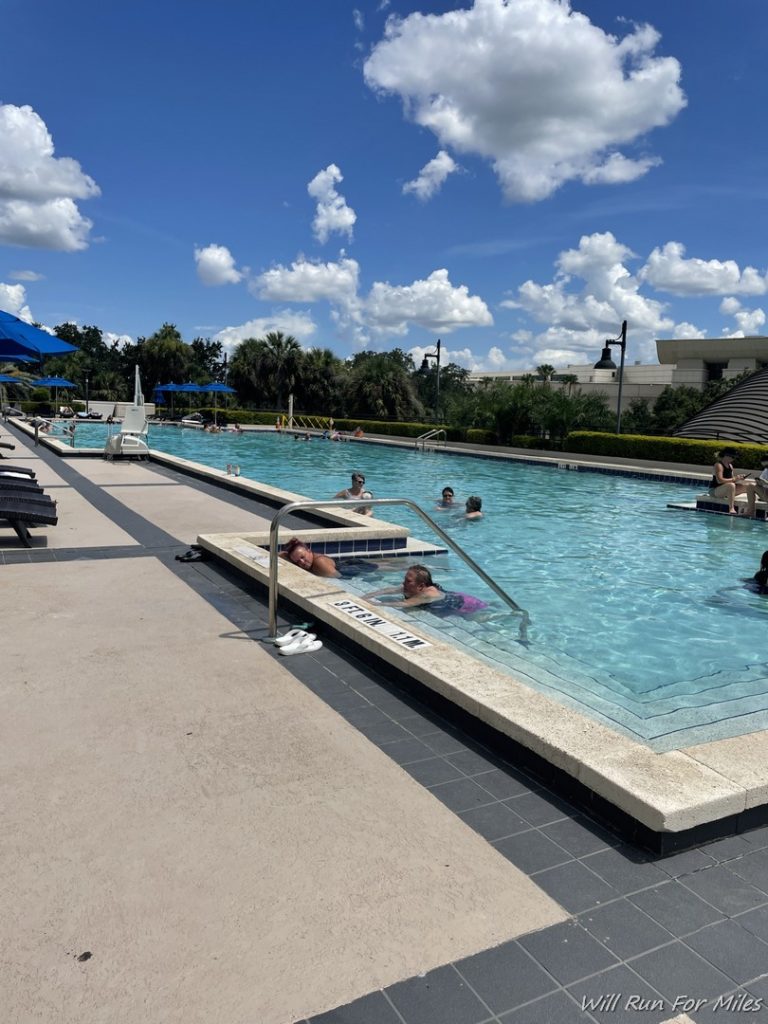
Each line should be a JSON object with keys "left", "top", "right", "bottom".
{"left": 1, "top": 433, "right": 566, "bottom": 1023}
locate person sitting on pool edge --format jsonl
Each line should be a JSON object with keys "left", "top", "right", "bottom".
{"left": 464, "top": 495, "right": 483, "bottom": 519}
{"left": 710, "top": 447, "right": 756, "bottom": 516}
{"left": 366, "top": 564, "right": 488, "bottom": 616}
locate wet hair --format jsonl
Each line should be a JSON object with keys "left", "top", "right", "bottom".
{"left": 352, "top": 471, "right": 365, "bottom": 483}
{"left": 717, "top": 448, "right": 736, "bottom": 459}
{"left": 761, "top": 550, "right": 768, "bottom": 572}
{"left": 442, "top": 486, "right": 454, "bottom": 497}
{"left": 407, "top": 564, "right": 434, "bottom": 588}
{"left": 466, "top": 495, "right": 482, "bottom": 512}
{"left": 283, "top": 537, "right": 310, "bottom": 560}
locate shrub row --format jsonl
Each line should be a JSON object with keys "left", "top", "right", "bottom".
{"left": 564, "top": 431, "right": 768, "bottom": 468}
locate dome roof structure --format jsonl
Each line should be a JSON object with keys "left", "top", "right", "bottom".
{"left": 675, "top": 367, "right": 768, "bottom": 444}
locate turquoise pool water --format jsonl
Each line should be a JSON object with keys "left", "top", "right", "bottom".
{"left": 72, "top": 424, "right": 768, "bottom": 750}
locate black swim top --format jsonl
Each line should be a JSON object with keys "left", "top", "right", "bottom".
{"left": 710, "top": 461, "right": 734, "bottom": 489}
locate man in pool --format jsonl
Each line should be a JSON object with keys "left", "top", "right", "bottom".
{"left": 366, "top": 564, "right": 488, "bottom": 616}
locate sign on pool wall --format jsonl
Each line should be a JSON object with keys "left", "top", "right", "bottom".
{"left": 332, "top": 599, "right": 432, "bottom": 651}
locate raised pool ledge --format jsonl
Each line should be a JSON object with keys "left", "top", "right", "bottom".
{"left": 199, "top": 527, "right": 768, "bottom": 854}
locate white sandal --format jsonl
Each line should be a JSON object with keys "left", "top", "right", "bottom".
{"left": 274, "top": 628, "right": 312, "bottom": 647}
{"left": 279, "top": 636, "right": 323, "bottom": 656}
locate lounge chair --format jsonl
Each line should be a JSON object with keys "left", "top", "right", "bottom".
{"left": 0, "top": 477, "right": 44, "bottom": 493}
{"left": 0, "top": 496, "right": 58, "bottom": 547}
{"left": 0, "top": 465, "right": 36, "bottom": 478}
{"left": 0, "top": 441, "right": 15, "bottom": 452}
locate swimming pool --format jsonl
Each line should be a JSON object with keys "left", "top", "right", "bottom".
{"left": 71, "top": 423, "right": 768, "bottom": 750}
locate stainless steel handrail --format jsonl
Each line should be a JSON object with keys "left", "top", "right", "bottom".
{"left": 268, "top": 498, "right": 529, "bottom": 641}
{"left": 414, "top": 428, "right": 447, "bottom": 450}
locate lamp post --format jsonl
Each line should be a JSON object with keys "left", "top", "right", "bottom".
{"left": 420, "top": 338, "right": 442, "bottom": 422}
{"left": 84, "top": 369, "right": 90, "bottom": 415}
{"left": 593, "top": 320, "right": 627, "bottom": 434}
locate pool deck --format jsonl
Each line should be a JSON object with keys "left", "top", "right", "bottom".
{"left": 3, "top": 421, "right": 768, "bottom": 1023}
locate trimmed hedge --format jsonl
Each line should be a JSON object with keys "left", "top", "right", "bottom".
{"left": 564, "top": 431, "right": 767, "bottom": 468}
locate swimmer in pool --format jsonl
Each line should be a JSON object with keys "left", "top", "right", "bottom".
{"left": 464, "top": 495, "right": 483, "bottom": 519}
{"left": 280, "top": 537, "right": 381, "bottom": 578}
{"left": 436, "top": 486, "right": 455, "bottom": 510}
{"left": 366, "top": 564, "right": 488, "bottom": 616}
{"left": 746, "top": 550, "right": 768, "bottom": 594}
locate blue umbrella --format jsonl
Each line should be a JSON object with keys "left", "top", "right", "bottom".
{"left": 202, "top": 380, "right": 235, "bottom": 425}
{"left": 0, "top": 310, "right": 78, "bottom": 359}
{"left": 154, "top": 382, "right": 182, "bottom": 415}
{"left": 34, "top": 375, "right": 77, "bottom": 414}
{"left": 178, "top": 381, "right": 203, "bottom": 415}
{"left": 0, "top": 373, "right": 24, "bottom": 383}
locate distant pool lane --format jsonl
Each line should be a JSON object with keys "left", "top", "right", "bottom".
{"left": 70, "top": 423, "right": 768, "bottom": 750}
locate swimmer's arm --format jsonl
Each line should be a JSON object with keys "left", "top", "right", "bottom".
{"left": 366, "top": 584, "right": 400, "bottom": 598}
{"left": 376, "top": 593, "right": 436, "bottom": 608}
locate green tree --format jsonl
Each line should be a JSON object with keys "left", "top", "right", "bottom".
{"left": 345, "top": 351, "right": 423, "bottom": 420}
{"left": 295, "top": 347, "right": 345, "bottom": 414}
{"left": 136, "top": 323, "right": 192, "bottom": 393}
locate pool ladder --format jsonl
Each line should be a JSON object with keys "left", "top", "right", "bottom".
{"left": 414, "top": 428, "right": 447, "bottom": 451}
{"left": 268, "top": 497, "right": 529, "bottom": 642}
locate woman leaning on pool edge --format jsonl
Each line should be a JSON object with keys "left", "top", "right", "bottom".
{"left": 709, "top": 447, "right": 756, "bottom": 516}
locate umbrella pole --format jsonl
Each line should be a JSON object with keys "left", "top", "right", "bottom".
{"left": 214, "top": 394, "right": 218, "bottom": 426}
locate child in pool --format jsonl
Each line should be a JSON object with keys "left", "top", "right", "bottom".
{"left": 366, "top": 564, "right": 487, "bottom": 616}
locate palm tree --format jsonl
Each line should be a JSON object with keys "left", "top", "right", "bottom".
{"left": 346, "top": 353, "right": 423, "bottom": 421}
{"left": 262, "top": 331, "right": 302, "bottom": 410}
{"left": 536, "top": 364, "right": 556, "bottom": 385}
{"left": 295, "top": 347, "right": 345, "bottom": 414}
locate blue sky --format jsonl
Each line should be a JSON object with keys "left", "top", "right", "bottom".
{"left": 1, "top": 0, "right": 767, "bottom": 371}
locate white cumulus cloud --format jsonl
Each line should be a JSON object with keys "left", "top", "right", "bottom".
{"left": 0, "top": 282, "right": 33, "bottom": 321}
{"left": 253, "top": 256, "right": 359, "bottom": 304}
{"left": 403, "top": 150, "right": 459, "bottom": 200}
{"left": 364, "top": 0, "right": 685, "bottom": 202}
{"left": 366, "top": 268, "right": 493, "bottom": 335}
{"left": 307, "top": 164, "right": 357, "bottom": 243}
{"left": 0, "top": 102, "right": 100, "bottom": 250}
{"left": 502, "top": 231, "right": 676, "bottom": 362}
{"left": 213, "top": 312, "right": 318, "bottom": 355}
{"left": 640, "top": 241, "right": 768, "bottom": 296}
{"left": 194, "top": 243, "right": 243, "bottom": 286}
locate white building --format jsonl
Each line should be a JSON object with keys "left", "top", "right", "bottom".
{"left": 467, "top": 336, "right": 768, "bottom": 413}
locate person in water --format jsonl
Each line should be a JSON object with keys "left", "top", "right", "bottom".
{"left": 367, "top": 564, "right": 488, "bottom": 616}
{"left": 280, "top": 537, "right": 379, "bottom": 578}
{"left": 334, "top": 471, "right": 367, "bottom": 503}
{"left": 436, "top": 486, "right": 455, "bottom": 509}
{"left": 710, "top": 447, "right": 756, "bottom": 516}
{"left": 464, "top": 495, "right": 483, "bottom": 519}
{"left": 748, "top": 550, "right": 768, "bottom": 593}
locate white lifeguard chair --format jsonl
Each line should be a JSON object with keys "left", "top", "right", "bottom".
{"left": 104, "top": 366, "right": 150, "bottom": 459}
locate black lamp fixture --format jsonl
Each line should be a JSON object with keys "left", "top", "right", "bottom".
{"left": 83, "top": 368, "right": 90, "bottom": 415}
{"left": 420, "top": 338, "right": 442, "bottom": 422}
{"left": 593, "top": 320, "right": 627, "bottom": 434}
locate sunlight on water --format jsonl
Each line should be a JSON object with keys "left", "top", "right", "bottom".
{"left": 72, "top": 424, "right": 768, "bottom": 749}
